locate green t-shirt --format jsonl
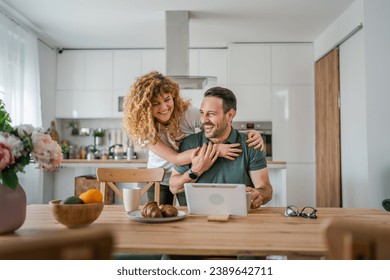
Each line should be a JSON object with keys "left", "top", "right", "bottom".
{"left": 174, "top": 128, "right": 267, "bottom": 186}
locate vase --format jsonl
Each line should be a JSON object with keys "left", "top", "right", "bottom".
{"left": 0, "top": 183, "right": 27, "bottom": 234}
{"left": 94, "top": 136, "right": 104, "bottom": 146}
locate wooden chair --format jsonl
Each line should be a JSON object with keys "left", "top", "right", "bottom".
{"left": 0, "top": 227, "right": 113, "bottom": 260}
{"left": 96, "top": 167, "right": 165, "bottom": 204}
{"left": 324, "top": 218, "right": 390, "bottom": 260}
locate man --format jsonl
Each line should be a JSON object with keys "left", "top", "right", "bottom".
{"left": 169, "top": 86, "right": 272, "bottom": 208}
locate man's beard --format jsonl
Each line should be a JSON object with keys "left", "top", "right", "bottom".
{"left": 202, "top": 118, "right": 228, "bottom": 140}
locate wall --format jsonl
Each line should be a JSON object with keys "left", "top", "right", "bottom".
{"left": 339, "top": 28, "right": 368, "bottom": 207}
{"left": 314, "top": 0, "right": 364, "bottom": 60}
{"left": 314, "top": 0, "right": 390, "bottom": 208}
{"left": 39, "top": 41, "right": 57, "bottom": 128}
{"left": 364, "top": 0, "right": 390, "bottom": 207}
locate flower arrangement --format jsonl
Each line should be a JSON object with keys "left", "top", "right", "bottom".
{"left": 0, "top": 100, "right": 63, "bottom": 190}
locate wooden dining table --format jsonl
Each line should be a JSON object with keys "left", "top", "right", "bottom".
{"left": 1, "top": 204, "right": 389, "bottom": 259}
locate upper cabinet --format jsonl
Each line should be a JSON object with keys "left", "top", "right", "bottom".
{"left": 181, "top": 49, "right": 228, "bottom": 108}
{"left": 56, "top": 50, "right": 114, "bottom": 118}
{"left": 229, "top": 44, "right": 271, "bottom": 85}
{"left": 55, "top": 48, "right": 228, "bottom": 118}
{"left": 85, "top": 51, "right": 113, "bottom": 90}
{"left": 56, "top": 49, "right": 166, "bottom": 118}
{"left": 56, "top": 46, "right": 313, "bottom": 120}
{"left": 228, "top": 43, "right": 314, "bottom": 122}
{"left": 228, "top": 44, "right": 272, "bottom": 121}
{"left": 56, "top": 51, "right": 85, "bottom": 90}
{"left": 57, "top": 50, "right": 113, "bottom": 91}
{"left": 272, "top": 44, "right": 314, "bottom": 85}
{"left": 190, "top": 49, "right": 228, "bottom": 87}
{"left": 141, "top": 50, "right": 166, "bottom": 75}
{"left": 112, "top": 50, "right": 142, "bottom": 90}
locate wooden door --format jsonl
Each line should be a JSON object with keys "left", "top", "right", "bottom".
{"left": 315, "top": 48, "right": 341, "bottom": 207}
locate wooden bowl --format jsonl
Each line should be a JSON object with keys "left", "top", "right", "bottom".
{"left": 49, "top": 200, "right": 104, "bottom": 228}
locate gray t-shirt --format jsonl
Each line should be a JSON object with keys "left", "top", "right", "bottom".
{"left": 147, "top": 105, "right": 201, "bottom": 185}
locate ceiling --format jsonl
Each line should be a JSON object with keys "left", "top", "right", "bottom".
{"left": 1, "top": 0, "right": 355, "bottom": 49}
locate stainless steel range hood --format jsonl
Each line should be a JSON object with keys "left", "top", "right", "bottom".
{"left": 165, "top": 11, "right": 216, "bottom": 90}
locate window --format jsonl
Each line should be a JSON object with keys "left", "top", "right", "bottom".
{"left": 0, "top": 11, "right": 41, "bottom": 126}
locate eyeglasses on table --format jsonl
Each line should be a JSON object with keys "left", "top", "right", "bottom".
{"left": 284, "top": 205, "right": 317, "bottom": 219}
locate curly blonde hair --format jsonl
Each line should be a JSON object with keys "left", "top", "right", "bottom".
{"left": 123, "top": 71, "right": 191, "bottom": 145}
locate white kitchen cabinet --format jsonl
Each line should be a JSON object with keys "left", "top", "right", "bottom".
{"left": 56, "top": 50, "right": 113, "bottom": 118}
{"left": 195, "top": 49, "right": 228, "bottom": 86}
{"left": 56, "top": 90, "right": 112, "bottom": 118}
{"left": 285, "top": 163, "right": 316, "bottom": 207}
{"left": 113, "top": 50, "right": 142, "bottom": 90}
{"left": 56, "top": 51, "right": 85, "bottom": 90}
{"left": 112, "top": 50, "right": 142, "bottom": 118}
{"left": 272, "top": 85, "right": 315, "bottom": 162}
{"left": 189, "top": 50, "right": 199, "bottom": 76}
{"left": 264, "top": 165, "right": 287, "bottom": 207}
{"left": 228, "top": 44, "right": 272, "bottom": 121}
{"left": 141, "top": 50, "right": 165, "bottom": 75}
{"left": 112, "top": 90, "right": 125, "bottom": 118}
{"left": 228, "top": 43, "right": 315, "bottom": 207}
{"left": 229, "top": 85, "right": 272, "bottom": 121}
{"left": 85, "top": 51, "right": 113, "bottom": 90}
{"left": 183, "top": 49, "right": 228, "bottom": 109}
{"left": 272, "top": 44, "right": 314, "bottom": 85}
{"left": 228, "top": 44, "right": 271, "bottom": 85}
{"left": 57, "top": 50, "right": 113, "bottom": 91}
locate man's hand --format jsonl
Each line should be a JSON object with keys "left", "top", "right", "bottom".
{"left": 246, "top": 187, "right": 266, "bottom": 209}
{"left": 247, "top": 169, "right": 273, "bottom": 208}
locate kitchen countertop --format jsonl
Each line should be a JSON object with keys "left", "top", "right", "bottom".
{"left": 60, "top": 159, "right": 148, "bottom": 168}
{"left": 60, "top": 159, "right": 286, "bottom": 168}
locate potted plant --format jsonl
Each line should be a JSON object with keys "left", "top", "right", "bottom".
{"left": 93, "top": 129, "right": 105, "bottom": 146}
{"left": 0, "top": 100, "right": 63, "bottom": 234}
{"left": 66, "top": 120, "right": 79, "bottom": 136}
{"left": 61, "top": 144, "right": 70, "bottom": 159}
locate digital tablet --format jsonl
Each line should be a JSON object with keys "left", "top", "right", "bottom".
{"left": 184, "top": 183, "right": 247, "bottom": 216}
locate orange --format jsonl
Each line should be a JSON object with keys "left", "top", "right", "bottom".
{"left": 79, "top": 189, "right": 103, "bottom": 204}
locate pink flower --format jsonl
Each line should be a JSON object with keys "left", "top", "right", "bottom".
{"left": 1, "top": 100, "right": 63, "bottom": 189}
{"left": 0, "top": 132, "right": 24, "bottom": 159}
{"left": 0, "top": 142, "right": 14, "bottom": 171}
{"left": 31, "top": 132, "right": 63, "bottom": 172}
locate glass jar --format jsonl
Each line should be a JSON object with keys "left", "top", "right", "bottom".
{"left": 80, "top": 146, "right": 87, "bottom": 159}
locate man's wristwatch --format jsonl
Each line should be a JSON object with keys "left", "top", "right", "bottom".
{"left": 188, "top": 169, "right": 199, "bottom": 180}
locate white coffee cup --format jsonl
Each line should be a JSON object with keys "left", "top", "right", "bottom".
{"left": 123, "top": 188, "right": 141, "bottom": 212}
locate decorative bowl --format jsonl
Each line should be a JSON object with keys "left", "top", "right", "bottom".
{"left": 49, "top": 199, "right": 104, "bottom": 228}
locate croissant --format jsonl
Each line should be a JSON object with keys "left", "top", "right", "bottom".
{"left": 159, "top": 204, "right": 178, "bottom": 217}
{"left": 141, "top": 201, "right": 163, "bottom": 218}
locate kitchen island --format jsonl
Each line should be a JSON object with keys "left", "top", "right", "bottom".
{"left": 53, "top": 160, "right": 287, "bottom": 206}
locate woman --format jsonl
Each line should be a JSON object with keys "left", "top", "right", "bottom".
{"left": 123, "top": 71, "right": 262, "bottom": 204}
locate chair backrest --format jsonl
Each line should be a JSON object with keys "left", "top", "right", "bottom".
{"left": 324, "top": 218, "right": 390, "bottom": 260}
{"left": 0, "top": 227, "right": 113, "bottom": 260}
{"left": 96, "top": 167, "right": 165, "bottom": 204}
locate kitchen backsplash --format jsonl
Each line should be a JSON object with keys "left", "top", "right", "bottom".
{"left": 57, "top": 118, "right": 148, "bottom": 160}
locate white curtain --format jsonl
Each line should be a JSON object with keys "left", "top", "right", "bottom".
{"left": 0, "top": 10, "right": 41, "bottom": 127}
